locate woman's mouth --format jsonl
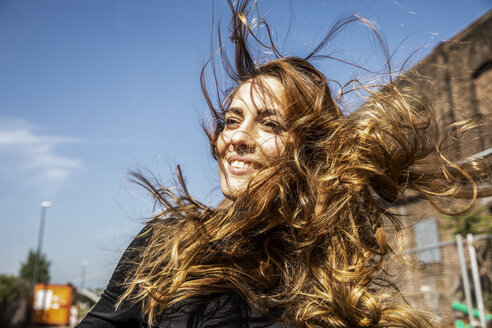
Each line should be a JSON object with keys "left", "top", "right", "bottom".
{"left": 226, "top": 158, "right": 261, "bottom": 175}
{"left": 230, "top": 160, "right": 255, "bottom": 169}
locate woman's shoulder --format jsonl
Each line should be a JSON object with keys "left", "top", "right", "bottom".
{"left": 159, "top": 293, "right": 290, "bottom": 328}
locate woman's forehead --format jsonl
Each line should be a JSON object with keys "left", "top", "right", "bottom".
{"left": 230, "top": 76, "right": 285, "bottom": 109}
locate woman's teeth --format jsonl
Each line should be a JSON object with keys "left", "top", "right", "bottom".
{"left": 230, "top": 160, "right": 254, "bottom": 169}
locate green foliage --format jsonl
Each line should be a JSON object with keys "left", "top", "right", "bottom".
{"left": 484, "top": 292, "right": 492, "bottom": 312}
{"left": 19, "top": 249, "right": 51, "bottom": 284}
{"left": 0, "top": 274, "right": 29, "bottom": 325}
{"left": 442, "top": 207, "right": 492, "bottom": 235}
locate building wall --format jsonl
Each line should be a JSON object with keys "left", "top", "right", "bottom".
{"left": 394, "top": 201, "right": 480, "bottom": 326}
{"left": 408, "top": 10, "right": 492, "bottom": 158}
{"left": 392, "top": 10, "right": 492, "bottom": 326}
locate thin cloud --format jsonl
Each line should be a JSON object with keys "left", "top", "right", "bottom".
{"left": 0, "top": 118, "right": 84, "bottom": 196}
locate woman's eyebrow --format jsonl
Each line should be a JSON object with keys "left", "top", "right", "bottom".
{"left": 225, "top": 107, "right": 242, "bottom": 115}
{"left": 257, "top": 108, "right": 283, "bottom": 119}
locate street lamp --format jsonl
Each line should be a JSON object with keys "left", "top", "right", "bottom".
{"left": 31, "top": 201, "right": 52, "bottom": 296}
{"left": 80, "top": 260, "right": 88, "bottom": 289}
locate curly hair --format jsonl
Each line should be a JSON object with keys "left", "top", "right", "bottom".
{"left": 117, "top": 1, "right": 491, "bottom": 327}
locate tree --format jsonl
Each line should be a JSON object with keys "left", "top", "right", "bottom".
{"left": 0, "top": 274, "right": 29, "bottom": 326}
{"left": 19, "top": 250, "right": 51, "bottom": 284}
{"left": 443, "top": 207, "right": 492, "bottom": 235}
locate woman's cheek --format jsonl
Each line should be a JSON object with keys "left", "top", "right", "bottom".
{"left": 261, "top": 135, "right": 286, "bottom": 159}
{"left": 216, "top": 133, "right": 227, "bottom": 156}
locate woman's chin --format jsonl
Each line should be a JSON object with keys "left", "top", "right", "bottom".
{"left": 221, "top": 185, "right": 245, "bottom": 200}
{"left": 219, "top": 173, "right": 252, "bottom": 200}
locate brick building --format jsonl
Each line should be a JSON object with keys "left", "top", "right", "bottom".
{"left": 391, "top": 10, "right": 492, "bottom": 326}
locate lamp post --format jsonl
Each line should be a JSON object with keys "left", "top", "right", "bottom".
{"left": 31, "top": 201, "right": 52, "bottom": 296}
{"left": 80, "top": 260, "right": 88, "bottom": 289}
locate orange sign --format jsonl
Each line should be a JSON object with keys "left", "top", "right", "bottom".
{"left": 32, "top": 283, "right": 73, "bottom": 325}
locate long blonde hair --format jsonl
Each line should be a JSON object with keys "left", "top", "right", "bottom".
{"left": 118, "top": 1, "right": 490, "bottom": 327}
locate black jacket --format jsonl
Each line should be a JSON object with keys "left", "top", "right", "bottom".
{"left": 76, "top": 228, "right": 289, "bottom": 328}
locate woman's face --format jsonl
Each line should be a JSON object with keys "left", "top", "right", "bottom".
{"left": 217, "top": 76, "right": 289, "bottom": 199}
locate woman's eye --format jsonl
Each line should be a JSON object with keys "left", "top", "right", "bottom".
{"left": 263, "top": 120, "right": 284, "bottom": 132}
{"left": 224, "top": 117, "right": 240, "bottom": 128}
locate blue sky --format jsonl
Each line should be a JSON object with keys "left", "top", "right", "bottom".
{"left": 1, "top": 0, "right": 491, "bottom": 289}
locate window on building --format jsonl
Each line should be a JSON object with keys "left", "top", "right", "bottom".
{"left": 414, "top": 218, "right": 442, "bottom": 263}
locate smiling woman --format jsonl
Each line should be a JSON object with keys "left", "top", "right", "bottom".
{"left": 76, "top": 1, "right": 491, "bottom": 328}
{"left": 217, "top": 76, "right": 289, "bottom": 199}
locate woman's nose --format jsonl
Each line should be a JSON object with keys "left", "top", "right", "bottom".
{"left": 229, "top": 125, "right": 256, "bottom": 153}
